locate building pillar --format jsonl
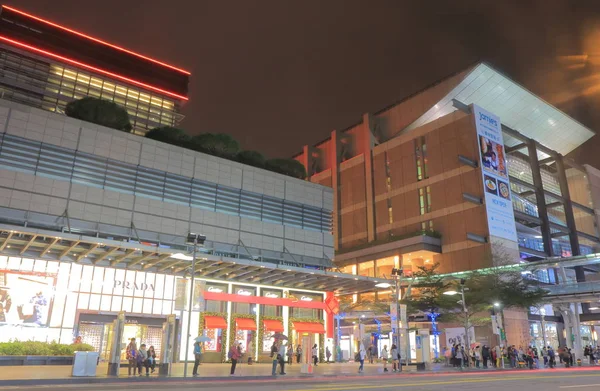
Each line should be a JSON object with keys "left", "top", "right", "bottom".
{"left": 300, "top": 145, "right": 314, "bottom": 181}
{"left": 572, "top": 302, "right": 584, "bottom": 361}
{"left": 361, "top": 114, "right": 377, "bottom": 242}
{"left": 527, "top": 140, "right": 554, "bottom": 256}
{"left": 331, "top": 130, "right": 342, "bottom": 251}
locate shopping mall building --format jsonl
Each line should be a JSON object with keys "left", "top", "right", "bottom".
{"left": 0, "top": 5, "right": 382, "bottom": 364}
{"left": 295, "top": 62, "right": 600, "bottom": 356}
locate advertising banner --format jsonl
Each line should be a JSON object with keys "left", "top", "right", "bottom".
{"left": 444, "top": 327, "right": 475, "bottom": 347}
{"left": 174, "top": 278, "right": 187, "bottom": 311}
{"left": 474, "top": 105, "right": 518, "bottom": 243}
{"left": 0, "top": 270, "right": 55, "bottom": 327}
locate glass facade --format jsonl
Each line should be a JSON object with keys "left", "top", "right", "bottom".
{"left": 0, "top": 48, "right": 182, "bottom": 135}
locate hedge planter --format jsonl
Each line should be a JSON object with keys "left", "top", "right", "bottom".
{"left": 0, "top": 355, "right": 74, "bottom": 366}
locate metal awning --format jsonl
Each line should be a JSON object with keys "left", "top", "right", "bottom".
{"left": 0, "top": 225, "right": 386, "bottom": 294}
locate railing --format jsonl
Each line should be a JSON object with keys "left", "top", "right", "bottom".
{"left": 544, "top": 281, "right": 600, "bottom": 296}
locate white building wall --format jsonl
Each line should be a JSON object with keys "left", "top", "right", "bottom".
{"left": 0, "top": 99, "right": 334, "bottom": 262}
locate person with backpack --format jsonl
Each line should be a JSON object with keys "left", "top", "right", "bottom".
{"left": 228, "top": 343, "right": 241, "bottom": 375}
{"left": 126, "top": 338, "right": 138, "bottom": 376}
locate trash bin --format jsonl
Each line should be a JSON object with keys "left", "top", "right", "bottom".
{"left": 72, "top": 351, "right": 99, "bottom": 377}
{"left": 416, "top": 362, "right": 427, "bottom": 371}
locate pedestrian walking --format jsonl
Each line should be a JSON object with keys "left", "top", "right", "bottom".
{"left": 357, "top": 344, "right": 366, "bottom": 373}
{"left": 368, "top": 344, "right": 375, "bottom": 364}
{"left": 381, "top": 345, "right": 389, "bottom": 372}
{"left": 126, "top": 338, "right": 138, "bottom": 376}
{"left": 443, "top": 347, "right": 451, "bottom": 367}
{"left": 312, "top": 344, "right": 319, "bottom": 366}
{"left": 192, "top": 341, "right": 202, "bottom": 376}
{"left": 228, "top": 343, "right": 241, "bottom": 375}
{"left": 296, "top": 344, "right": 303, "bottom": 364}
{"left": 548, "top": 346, "right": 555, "bottom": 368}
{"left": 456, "top": 345, "right": 465, "bottom": 369}
{"left": 474, "top": 346, "right": 481, "bottom": 368}
{"left": 326, "top": 346, "right": 332, "bottom": 363}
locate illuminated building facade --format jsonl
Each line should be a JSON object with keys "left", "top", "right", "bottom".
{"left": 0, "top": 5, "right": 189, "bottom": 135}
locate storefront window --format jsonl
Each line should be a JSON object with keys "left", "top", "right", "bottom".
{"left": 289, "top": 292, "right": 323, "bottom": 319}
{"left": 232, "top": 285, "right": 256, "bottom": 314}
{"left": 376, "top": 256, "right": 399, "bottom": 278}
{"left": 530, "top": 321, "right": 559, "bottom": 350}
{"left": 205, "top": 328, "right": 223, "bottom": 352}
{"left": 358, "top": 261, "right": 375, "bottom": 277}
{"left": 339, "top": 264, "right": 356, "bottom": 275}
{"left": 262, "top": 290, "right": 283, "bottom": 317}
{"left": 204, "top": 283, "right": 228, "bottom": 313}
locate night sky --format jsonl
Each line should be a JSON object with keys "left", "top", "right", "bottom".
{"left": 12, "top": 1, "right": 600, "bottom": 164}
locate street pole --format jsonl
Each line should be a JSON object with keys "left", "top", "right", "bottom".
{"left": 182, "top": 235, "right": 197, "bottom": 378}
{"left": 460, "top": 284, "right": 470, "bottom": 360}
{"left": 395, "top": 273, "right": 402, "bottom": 371}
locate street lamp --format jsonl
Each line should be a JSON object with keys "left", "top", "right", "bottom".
{"left": 444, "top": 279, "right": 470, "bottom": 354}
{"left": 182, "top": 232, "right": 205, "bottom": 378}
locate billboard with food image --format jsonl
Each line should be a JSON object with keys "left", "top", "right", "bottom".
{"left": 473, "top": 105, "right": 518, "bottom": 243}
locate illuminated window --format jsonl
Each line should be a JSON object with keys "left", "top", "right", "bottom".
{"left": 419, "top": 186, "right": 431, "bottom": 215}
{"left": 388, "top": 206, "right": 393, "bottom": 224}
{"left": 415, "top": 137, "right": 428, "bottom": 181}
{"left": 421, "top": 220, "right": 434, "bottom": 231}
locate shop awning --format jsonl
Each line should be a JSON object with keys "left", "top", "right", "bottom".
{"left": 292, "top": 321, "right": 325, "bottom": 334}
{"left": 263, "top": 319, "right": 284, "bottom": 332}
{"left": 235, "top": 317, "right": 257, "bottom": 330}
{"left": 204, "top": 316, "right": 227, "bottom": 329}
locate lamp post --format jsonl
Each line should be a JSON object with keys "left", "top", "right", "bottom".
{"left": 376, "top": 268, "right": 406, "bottom": 368}
{"left": 182, "top": 232, "right": 205, "bottom": 378}
{"left": 444, "top": 279, "right": 470, "bottom": 356}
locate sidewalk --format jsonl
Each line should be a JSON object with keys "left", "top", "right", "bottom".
{"left": 0, "top": 361, "right": 597, "bottom": 386}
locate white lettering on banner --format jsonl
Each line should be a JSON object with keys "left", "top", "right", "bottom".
{"left": 264, "top": 292, "right": 279, "bottom": 298}
{"left": 113, "top": 280, "right": 155, "bottom": 291}
{"left": 207, "top": 286, "right": 223, "bottom": 293}
{"left": 237, "top": 289, "right": 252, "bottom": 296}
{"left": 473, "top": 104, "right": 518, "bottom": 243}
{"left": 300, "top": 296, "right": 313, "bottom": 302}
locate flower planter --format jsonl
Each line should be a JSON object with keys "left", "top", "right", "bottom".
{"left": 0, "top": 355, "right": 74, "bottom": 366}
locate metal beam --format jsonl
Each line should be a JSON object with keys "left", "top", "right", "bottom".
{"left": 59, "top": 241, "right": 80, "bottom": 259}
{"left": 519, "top": 190, "right": 535, "bottom": 197}
{"left": 0, "top": 232, "right": 14, "bottom": 251}
{"left": 142, "top": 253, "right": 172, "bottom": 270}
{"left": 93, "top": 246, "right": 120, "bottom": 265}
{"left": 528, "top": 140, "right": 553, "bottom": 256}
{"left": 40, "top": 238, "right": 59, "bottom": 257}
{"left": 506, "top": 143, "right": 527, "bottom": 154}
{"left": 546, "top": 201, "right": 563, "bottom": 208}
{"left": 127, "top": 252, "right": 156, "bottom": 268}
{"left": 539, "top": 156, "right": 556, "bottom": 165}
{"left": 75, "top": 244, "right": 99, "bottom": 262}
{"left": 20, "top": 235, "right": 38, "bottom": 255}
{"left": 157, "top": 260, "right": 183, "bottom": 272}
{"left": 111, "top": 249, "right": 135, "bottom": 266}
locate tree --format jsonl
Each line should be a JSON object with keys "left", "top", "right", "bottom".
{"left": 145, "top": 126, "right": 191, "bottom": 147}
{"left": 192, "top": 133, "right": 240, "bottom": 159}
{"left": 65, "top": 97, "right": 132, "bottom": 132}
{"left": 401, "top": 263, "right": 450, "bottom": 357}
{"left": 236, "top": 150, "right": 266, "bottom": 168}
{"left": 265, "top": 158, "right": 307, "bottom": 179}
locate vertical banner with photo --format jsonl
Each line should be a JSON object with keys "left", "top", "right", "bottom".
{"left": 0, "top": 271, "right": 56, "bottom": 327}
{"left": 474, "top": 105, "right": 518, "bottom": 243}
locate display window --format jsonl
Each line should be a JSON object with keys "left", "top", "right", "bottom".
{"left": 204, "top": 328, "right": 223, "bottom": 352}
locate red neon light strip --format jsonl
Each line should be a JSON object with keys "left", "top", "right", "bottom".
{"left": 0, "top": 35, "right": 188, "bottom": 101}
{"left": 3, "top": 5, "right": 190, "bottom": 75}
{"left": 204, "top": 291, "right": 329, "bottom": 311}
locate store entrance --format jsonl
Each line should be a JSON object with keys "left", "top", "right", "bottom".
{"left": 76, "top": 312, "right": 173, "bottom": 362}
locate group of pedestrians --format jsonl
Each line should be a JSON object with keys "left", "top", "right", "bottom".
{"left": 125, "top": 338, "right": 157, "bottom": 376}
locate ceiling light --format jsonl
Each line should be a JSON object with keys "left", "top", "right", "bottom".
{"left": 375, "top": 282, "right": 392, "bottom": 288}
{"left": 589, "top": 307, "right": 599, "bottom": 310}
{"left": 443, "top": 290, "right": 458, "bottom": 296}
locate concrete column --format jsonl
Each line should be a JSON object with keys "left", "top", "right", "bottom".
{"left": 330, "top": 130, "right": 342, "bottom": 251}
{"left": 361, "top": 114, "right": 376, "bottom": 242}
{"left": 527, "top": 140, "right": 554, "bottom": 256}
{"left": 572, "top": 303, "right": 584, "bottom": 361}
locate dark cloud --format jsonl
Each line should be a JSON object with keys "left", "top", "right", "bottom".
{"left": 11, "top": 0, "right": 600, "bottom": 163}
